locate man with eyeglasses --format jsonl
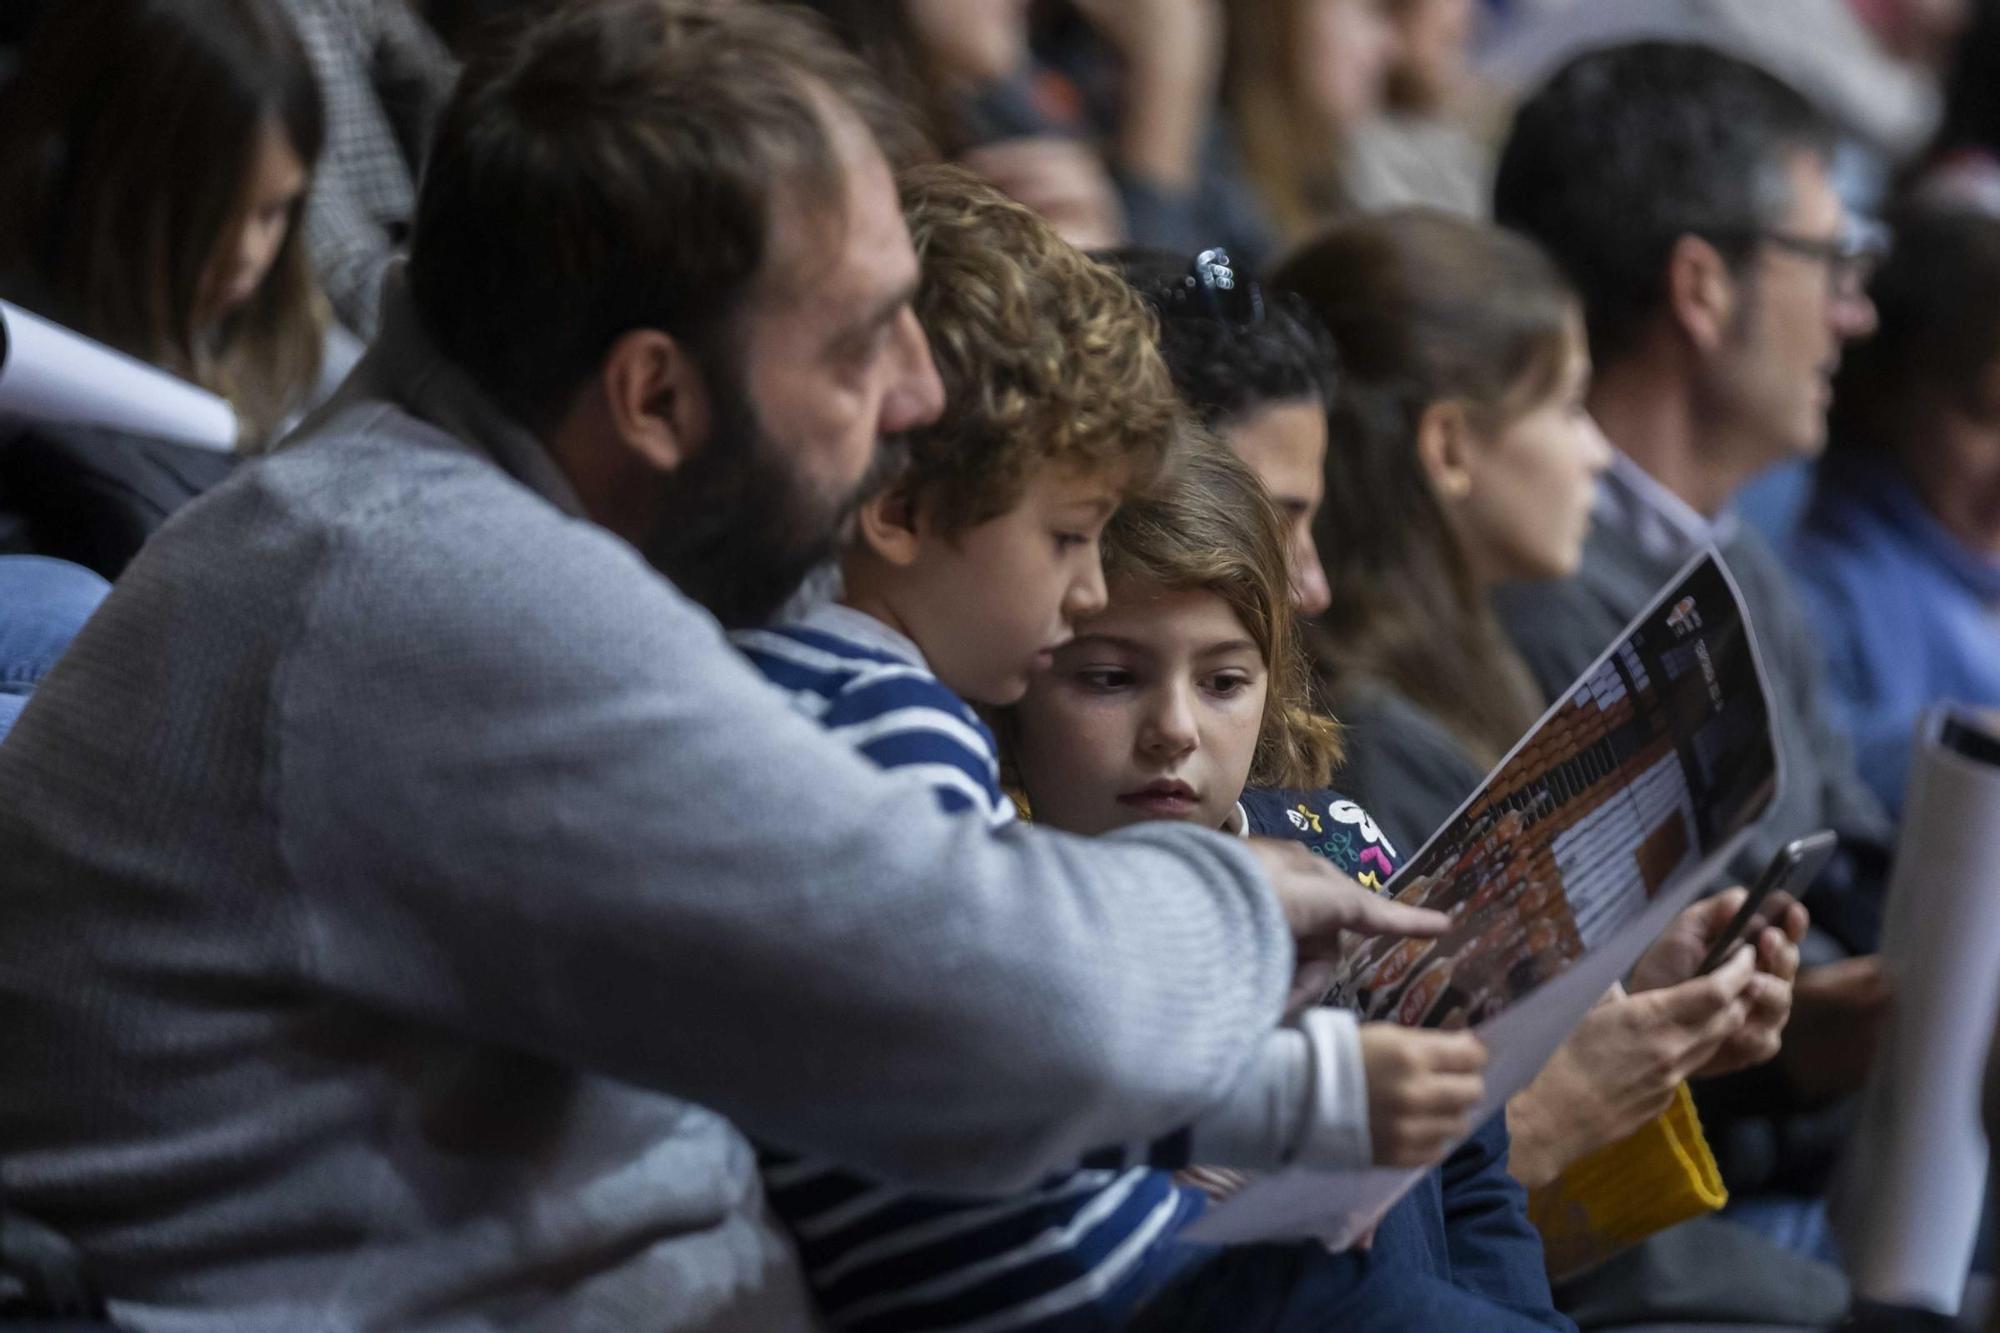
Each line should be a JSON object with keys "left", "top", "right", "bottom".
{"left": 1485, "top": 38, "right": 1897, "bottom": 1328}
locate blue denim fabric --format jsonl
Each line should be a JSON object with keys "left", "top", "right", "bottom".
{"left": 0, "top": 555, "right": 110, "bottom": 740}
{"left": 1130, "top": 1115, "right": 1573, "bottom": 1332}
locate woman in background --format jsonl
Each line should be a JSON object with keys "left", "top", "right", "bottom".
{"left": 0, "top": 0, "right": 329, "bottom": 447}
{"left": 1786, "top": 205, "right": 2000, "bottom": 817}
{"left": 1226, "top": 0, "right": 1398, "bottom": 241}
{"left": 1273, "top": 209, "right": 1806, "bottom": 1284}
{"left": 1108, "top": 246, "right": 1337, "bottom": 618}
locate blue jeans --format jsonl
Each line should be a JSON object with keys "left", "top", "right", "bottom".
{"left": 0, "top": 555, "right": 109, "bottom": 740}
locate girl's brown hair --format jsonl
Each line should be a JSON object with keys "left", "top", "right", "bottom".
{"left": 1271, "top": 209, "right": 1576, "bottom": 768}
{"left": 0, "top": 0, "right": 326, "bottom": 445}
{"left": 1101, "top": 437, "right": 1343, "bottom": 791}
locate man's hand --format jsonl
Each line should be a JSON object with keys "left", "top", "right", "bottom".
{"left": 1779, "top": 955, "right": 1893, "bottom": 1102}
{"left": 1246, "top": 838, "right": 1449, "bottom": 958}
{"left": 1359, "top": 1025, "right": 1488, "bottom": 1168}
{"left": 1505, "top": 950, "right": 1758, "bottom": 1189}
{"left": 1630, "top": 887, "right": 1807, "bottom": 1078}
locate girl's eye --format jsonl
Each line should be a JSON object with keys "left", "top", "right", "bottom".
{"left": 1053, "top": 532, "right": 1090, "bottom": 552}
{"left": 1205, "top": 672, "right": 1253, "bottom": 697}
{"left": 1074, "top": 668, "right": 1133, "bottom": 691}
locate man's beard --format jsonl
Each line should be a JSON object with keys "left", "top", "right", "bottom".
{"left": 640, "top": 366, "right": 904, "bottom": 630}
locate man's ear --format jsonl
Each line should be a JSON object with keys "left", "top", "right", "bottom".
{"left": 1665, "top": 233, "right": 1739, "bottom": 355}
{"left": 600, "top": 328, "right": 711, "bottom": 473}
{"left": 1415, "top": 399, "right": 1475, "bottom": 502}
{"left": 854, "top": 485, "right": 925, "bottom": 568}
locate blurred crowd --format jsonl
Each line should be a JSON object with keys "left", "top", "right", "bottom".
{"left": 3, "top": 2, "right": 2000, "bottom": 1333}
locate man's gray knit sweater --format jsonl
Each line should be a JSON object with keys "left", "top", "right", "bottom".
{"left": 0, "top": 291, "right": 1303, "bottom": 1331}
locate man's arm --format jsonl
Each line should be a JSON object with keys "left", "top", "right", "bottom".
{"left": 277, "top": 508, "right": 1297, "bottom": 1193}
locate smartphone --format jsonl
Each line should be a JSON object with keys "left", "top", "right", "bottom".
{"left": 1695, "top": 830, "right": 1839, "bottom": 976}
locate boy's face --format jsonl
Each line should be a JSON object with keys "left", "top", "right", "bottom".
{"left": 898, "top": 466, "right": 1121, "bottom": 707}
{"left": 1012, "top": 581, "right": 1269, "bottom": 837}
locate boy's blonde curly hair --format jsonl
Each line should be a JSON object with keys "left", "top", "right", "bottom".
{"left": 897, "top": 163, "right": 1186, "bottom": 531}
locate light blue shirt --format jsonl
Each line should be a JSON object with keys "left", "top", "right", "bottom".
{"left": 1787, "top": 455, "right": 2000, "bottom": 814}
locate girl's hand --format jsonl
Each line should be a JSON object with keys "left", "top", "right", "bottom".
{"left": 1358, "top": 1025, "right": 1488, "bottom": 1168}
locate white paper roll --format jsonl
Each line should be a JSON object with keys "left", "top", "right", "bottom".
{"left": 1831, "top": 709, "right": 2000, "bottom": 1314}
{"left": 0, "top": 300, "right": 237, "bottom": 451}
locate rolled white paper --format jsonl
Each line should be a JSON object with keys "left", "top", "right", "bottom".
{"left": 0, "top": 300, "right": 237, "bottom": 451}
{"left": 1831, "top": 709, "right": 2000, "bottom": 1314}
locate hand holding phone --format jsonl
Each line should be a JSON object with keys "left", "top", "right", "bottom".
{"left": 1696, "top": 830, "right": 1838, "bottom": 976}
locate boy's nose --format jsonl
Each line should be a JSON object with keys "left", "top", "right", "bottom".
{"left": 1064, "top": 559, "right": 1108, "bottom": 623}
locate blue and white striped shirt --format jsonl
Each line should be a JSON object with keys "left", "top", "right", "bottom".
{"left": 734, "top": 602, "right": 1204, "bottom": 1333}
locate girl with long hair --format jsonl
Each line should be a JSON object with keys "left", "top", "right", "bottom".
{"left": 0, "top": 0, "right": 329, "bottom": 446}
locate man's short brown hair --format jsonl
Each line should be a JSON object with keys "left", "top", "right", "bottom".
{"left": 897, "top": 164, "right": 1186, "bottom": 533}
{"left": 409, "top": 0, "right": 919, "bottom": 432}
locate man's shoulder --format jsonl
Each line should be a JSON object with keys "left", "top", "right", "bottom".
{"left": 155, "top": 401, "right": 716, "bottom": 685}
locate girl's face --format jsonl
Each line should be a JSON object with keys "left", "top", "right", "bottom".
{"left": 200, "top": 119, "right": 307, "bottom": 324}
{"left": 1013, "top": 581, "right": 1269, "bottom": 836}
{"left": 1298, "top": 0, "right": 1398, "bottom": 130}
{"left": 1449, "top": 317, "right": 1612, "bottom": 585}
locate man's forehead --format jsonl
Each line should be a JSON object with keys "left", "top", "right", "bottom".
{"left": 756, "top": 106, "right": 916, "bottom": 316}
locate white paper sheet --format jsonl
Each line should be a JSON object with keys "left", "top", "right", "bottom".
{"left": 1187, "top": 551, "right": 1781, "bottom": 1245}
{"left": 0, "top": 300, "right": 237, "bottom": 450}
{"left": 1830, "top": 710, "right": 2000, "bottom": 1315}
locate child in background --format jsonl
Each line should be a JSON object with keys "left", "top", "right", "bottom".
{"left": 1005, "top": 440, "right": 1568, "bottom": 1331}
{"left": 736, "top": 164, "right": 1482, "bottom": 1332}
{"left": 0, "top": 0, "right": 331, "bottom": 445}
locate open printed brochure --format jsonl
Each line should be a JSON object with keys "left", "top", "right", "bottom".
{"left": 1186, "top": 549, "right": 1784, "bottom": 1246}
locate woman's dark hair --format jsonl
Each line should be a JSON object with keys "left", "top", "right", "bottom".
{"left": 0, "top": 0, "right": 326, "bottom": 443}
{"left": 1105, "top": 247, "right": 1339, "bottom": 430}
{"left": 1272, "top": 209, "right": 1574, "bottom": 767}
{"left": 1828, "top": 205, "right": 2000, "bottom": 457}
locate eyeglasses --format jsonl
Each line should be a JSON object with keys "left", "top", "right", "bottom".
{"left": 1157, "top": 247, "right": 1266, "bottom": 325}
{"left": 1747, "top": 217, "right": 1891, "bottom": 301}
